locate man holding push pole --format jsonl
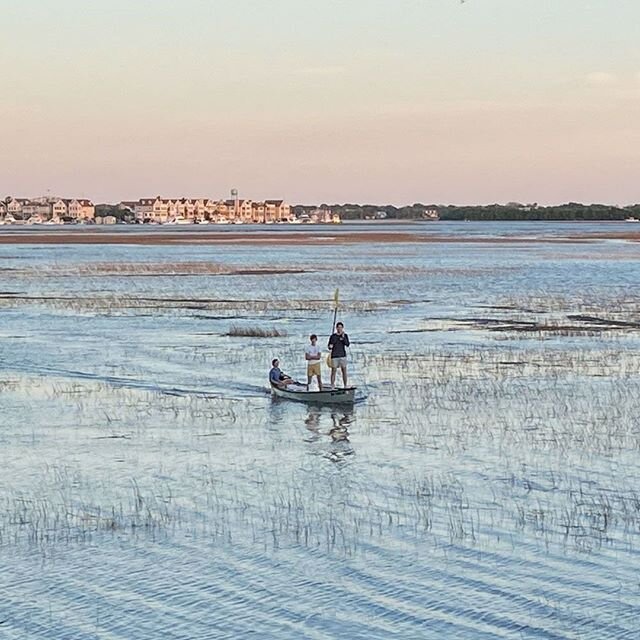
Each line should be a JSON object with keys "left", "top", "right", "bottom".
{"left": 328, "top": 322, "right": 350, "bottom": 388}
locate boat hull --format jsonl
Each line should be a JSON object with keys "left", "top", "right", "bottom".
{"left": 270, "top": 382, "right": 355, "bottom": 405}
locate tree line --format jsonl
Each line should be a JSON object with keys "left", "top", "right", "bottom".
{"left": 293, "top": 203, "right": 640, "bottom": 221}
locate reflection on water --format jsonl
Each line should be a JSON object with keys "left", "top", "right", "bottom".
{"left": 326, "top": 409, "right": 355, "bottom": 463}
{"left": 269, "top": 400, "right": 355, "bottom": 463}
{"left": 303, "top": 405, "right": 321, "bottom": 441}
{"left": 301, "top": 405, "right": 355, "bottom": 462}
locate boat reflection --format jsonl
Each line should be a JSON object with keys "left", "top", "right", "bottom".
{"left": 268, "top": 398, "right": 355, "bottom": 461}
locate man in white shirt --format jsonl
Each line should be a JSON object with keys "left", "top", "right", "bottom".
{"left": 305, "top": 334, "right": 323, "bottom": 390}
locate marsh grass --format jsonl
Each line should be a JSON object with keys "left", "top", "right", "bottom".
{"left": 5, "top": 261, "right": 309, "bottom": 278}
{"left": 2, "top": 280, "right": 640, "bottom": 558}
{"left": 0, "top": 294, "right": 389, "bottom": 315}
{"left": 227, "top": 325, "right": 287, "bottom": 338}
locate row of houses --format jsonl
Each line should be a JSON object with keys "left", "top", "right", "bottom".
{"left": 122, "top": 197, "right": 291, "bottom": 223}
{"left": 0, "top": 197, "right": 95, "bottom": 221}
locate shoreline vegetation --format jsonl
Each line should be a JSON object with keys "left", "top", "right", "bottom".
{"left": 227, "top": 325, "right": 287, "bottom": 338}
{"left": 294, "top": 202, "right": 640, "bottom": 221}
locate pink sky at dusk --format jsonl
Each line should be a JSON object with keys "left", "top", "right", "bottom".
{"left": 1, "top": 0, "right": 639, "bottom": 205}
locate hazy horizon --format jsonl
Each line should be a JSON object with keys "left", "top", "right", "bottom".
{"left": 2, "top": 0, "right": 639, "bottom": 205}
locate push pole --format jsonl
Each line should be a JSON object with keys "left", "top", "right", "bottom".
{"left": 327, "top": 288, "right": 339, "bottom": 369}
{"left": 330, "top": 288, "right": 339, "bottom": 335}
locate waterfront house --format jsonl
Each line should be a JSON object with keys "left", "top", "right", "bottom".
{"left": 67, "top": 199, "right": 95, "bottom": 220}
{"left": 11, "top": 198, "right": 29, "bottom": 217}
{"left": 264, "top": 200, "right": 290, "bottom": 222}
{"left": 95, "top": 215, "right": 117, "bottom": 225}
{"left": 134, "top": 198, "right": 155, "bottom": 222}
{"left": 238, "top": 199, "right": 253, "bottom": 222}
{"left": 252, "top": 201, "right": 266, "bottom": 222}
{"left": 22, "top": 201, "right": 50, "bottom": 219}
{"left": 218, "top": 200, "right": 236, "bottom": 219}
{"left": 51, "top": 199, "right": 69, "bottom": 218}
{"left": 193, "top": 199, "right": 208, "bottom": 218}
{"left": 175, "top": 198, "right": 196, "bottom": 220}
{"left": 79, "top": 199, "right": 95, "bottom": 220}
{"left": 422, "top": 206, "right": 440, "bottom": 220}
{"left": 203, "top": 199, "right": 217, "bottom": 219}
{"left": 4, "top": 198, "right": 29, "bottom": 218}
{"left": 134, "top": 197, "right": 176, "bottom": 223}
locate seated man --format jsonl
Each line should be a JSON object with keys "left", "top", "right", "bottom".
{"left": 269, "top": 358, "right": 295, "bottom": 388}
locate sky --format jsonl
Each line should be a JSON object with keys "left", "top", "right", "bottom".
{"left": 1, "top": 0, "right": 639, "bottom": 205}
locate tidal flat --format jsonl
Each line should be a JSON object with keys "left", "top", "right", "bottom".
{"left": 1, "top": 222, "right": 639, "bottom": 639}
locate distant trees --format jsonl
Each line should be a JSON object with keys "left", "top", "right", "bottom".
{"left": 439, "top": 204, "right": 629, "bottom": 221}
{"left": 294, "top": 202, "right": 635, "bottom": 221}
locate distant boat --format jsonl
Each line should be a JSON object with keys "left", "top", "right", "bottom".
{"left": 270, "top": 382, "right": 356, "bottom": 405}
{"left": 625, "top": 217, "right": 639, "bottom": 223}
{"left": 166, "top": 216, "right": 193, "bottom": 225}
{"left": 0, "top": 214, "right": 17, "bottom": 225}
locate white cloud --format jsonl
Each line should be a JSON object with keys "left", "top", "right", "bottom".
{"left": 585, "top": 72, "right": 617, "bottom": 86}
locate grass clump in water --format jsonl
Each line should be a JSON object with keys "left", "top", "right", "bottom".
{"left": 227, "top": 325, "right": 287, "bottom": 338}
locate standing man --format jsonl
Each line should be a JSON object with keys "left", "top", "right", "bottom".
{"left": 328, "top": 322, "right": 350, "bottom": 388}
{"left": 305, "top": 334, "right": 323, "bottom": 390}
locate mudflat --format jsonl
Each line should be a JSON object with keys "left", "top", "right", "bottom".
{"left": 1, "top": 228, "right": 640, "bottom": 245}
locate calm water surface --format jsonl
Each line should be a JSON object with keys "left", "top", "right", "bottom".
{"left": 1, "top": 223, "right": 639, "bottom": 638}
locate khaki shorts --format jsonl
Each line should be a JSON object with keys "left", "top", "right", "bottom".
{"left": 330, "top": 356, "right": 347, "bottom": 369}
{"left": 307, "top": 362, "right": 321, "bottom": 376}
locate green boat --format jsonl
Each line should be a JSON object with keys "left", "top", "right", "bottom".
{"left": 270, "top": 381, "right": 356, "bottom": 405}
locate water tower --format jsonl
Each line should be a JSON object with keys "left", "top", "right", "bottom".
{"left": 231, "top": 188, "right": 239, "bottom": 219}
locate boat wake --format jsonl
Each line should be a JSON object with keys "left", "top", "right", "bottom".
{"left": 0, "top": 360, "right": 226, "bottom": 399}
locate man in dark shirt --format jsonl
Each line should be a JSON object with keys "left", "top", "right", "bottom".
{"left": 328, "top": 322, "right": 350, "bottom": 388}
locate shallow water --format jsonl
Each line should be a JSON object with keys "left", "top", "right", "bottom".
{"left": 1, "top": 224, "right": 640, "bottom": 638}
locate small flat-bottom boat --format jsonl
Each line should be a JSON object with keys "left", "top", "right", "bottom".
{"left": 270, "top": 382, "right": 356, "bottom": 405}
